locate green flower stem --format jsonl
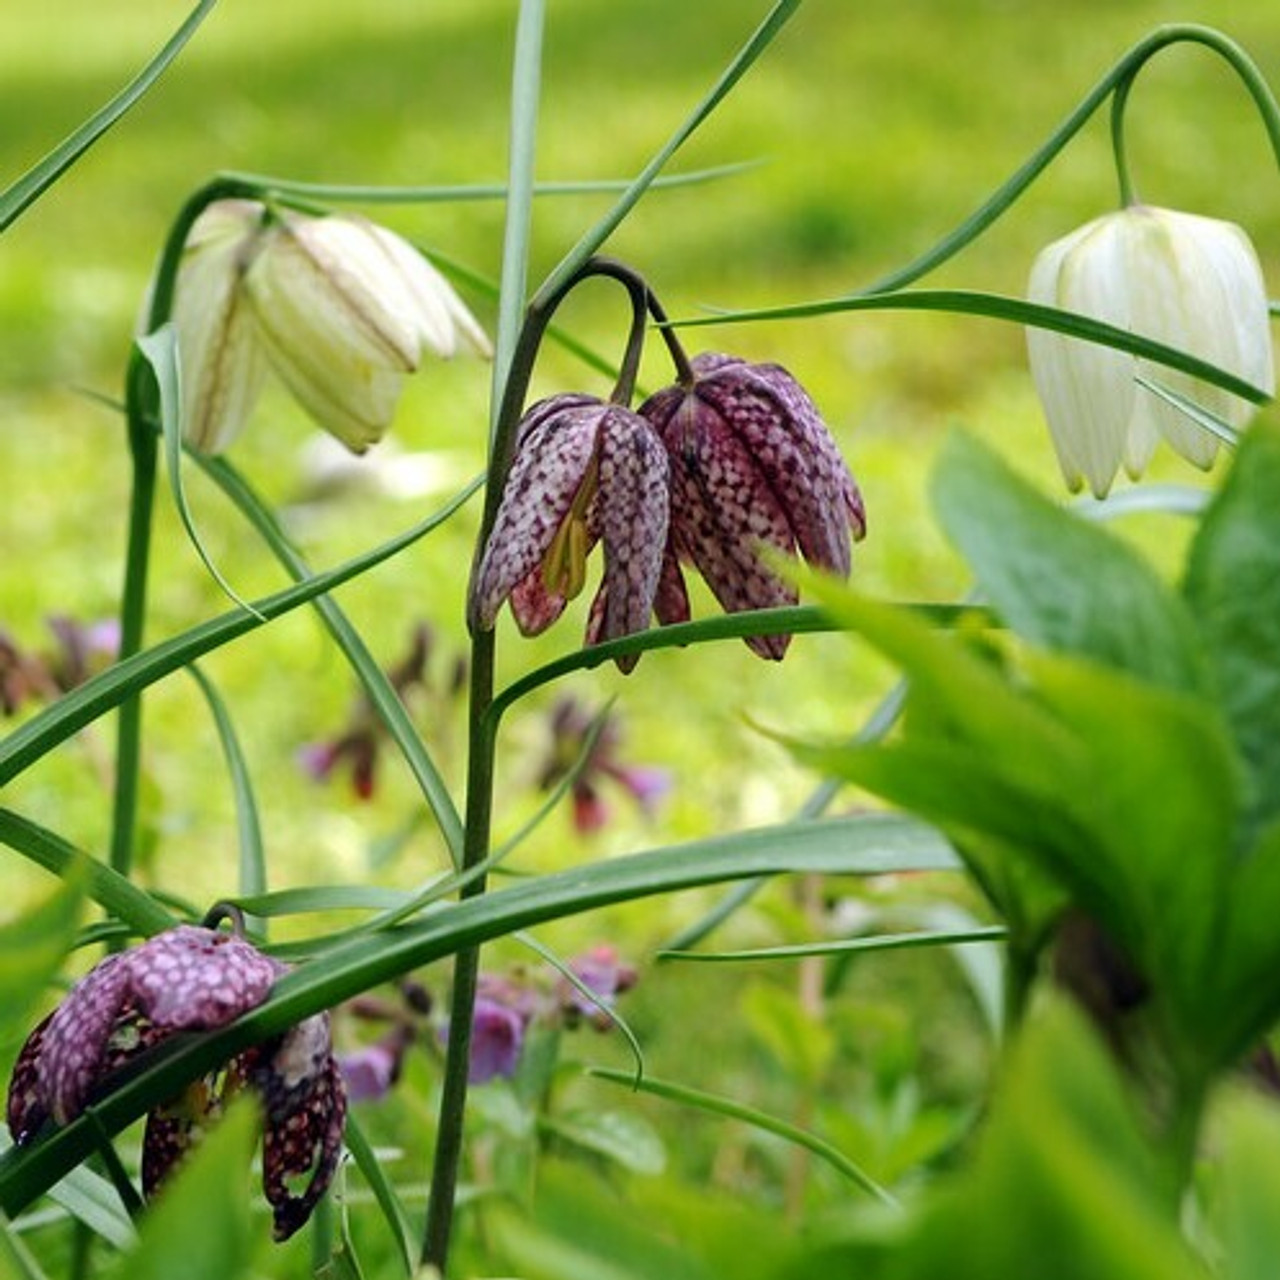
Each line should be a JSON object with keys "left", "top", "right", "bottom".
{"left": 426, "top": 253, "right": 663, "bottom": 1273}
{"left": 866, "top": 23, "right": 1280, "bottom": 296}
{"left": 107, "top": 175, "right": 268, "bottom": 881}
{"left": 1109, "top": 25, "right": 1280, "bottom": 208}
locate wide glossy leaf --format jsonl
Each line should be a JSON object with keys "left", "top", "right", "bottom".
{"left": 0, "top": 811, "right": 957, "bottom": 1214}
{"left": 886, "top": 1000, "right": 1201, "bottom": 1280}
{"left": 1214, "top": 1090, "right": 1280, "bottom": 1280}
{"left": 933, "top": 431, "right": 1206, "bottom": 692}
{"left": 540, "top": 1109, "right": 666, "bottom": 1176}
{"left": 1183, "top": 419, "right": 1280, "bottom": 844}
{"left": 100, "top": 1099, "right": 258, "bottom": 1280}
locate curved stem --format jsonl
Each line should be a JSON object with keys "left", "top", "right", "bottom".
{"left": 865, "top": 23, "right": 1280, "bottom": 295}
{"left": 1110, "top": 74, "right": 1140, "bottom": 207}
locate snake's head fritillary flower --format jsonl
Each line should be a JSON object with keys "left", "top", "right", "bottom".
{"left": 168, "top": 199, "right": 491, "bottom": 455}
{"left": 468, "top": 394, "right": 672, "bottom": 673}
{"left": 638, "top": 353, "right": 865, "bottom": 659}
{"left": 1027, "top": 204, "right": 1275, "bottom": 497}
{"left": 5, "top": 924, "right": 346, "bottom": 1242}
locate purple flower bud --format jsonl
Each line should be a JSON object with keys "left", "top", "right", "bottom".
{"left": 6, "top": 925, "right": 345, "bottom": 1243}
{"left": 639, "top": 352, "right": 866, "bottom": 658}
{"left": 558, "top": 945, "right": 638, "bottom": 1030}
{"left": 469, "top": 394, "right": 671, "bottom": 673}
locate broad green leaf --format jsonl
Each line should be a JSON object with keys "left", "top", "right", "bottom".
{"left": 0, "top": 869, "right": 82, "bottom": 1035}
{"left": 1183, "top": 419, "right": 1280, "bottom": 842}
{"left": 1214, "top": 1090, "right": 1280, "bottom": 1280}
{"left": 933, "top": 430, "right": 1206, "bottom": 691}
{"left": 888, "top": 1000, "right": 1200, "bottom": 1280}
{"left": 0, "top": 0, "right": 218, "bottom": 231}
{"left": 540, "top": 1109, "right": 666, "bottom": 1176}
{"left": 101, "top": 1098, "right": 258, "bottom": 1280}
{"left": 0, "top": 809, "right": 956, "bottom": 1214}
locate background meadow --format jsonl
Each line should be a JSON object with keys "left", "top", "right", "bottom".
{"left": 2, "top": 1, "right": 1279, "bottom": 1274}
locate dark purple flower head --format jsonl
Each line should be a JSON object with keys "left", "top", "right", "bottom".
{"left": 639, "top": 352, "right": 866, "bottom": 659}
{"left": 469, "top": 394, "right": 671, "bottom": 673}
{"left": 6, "top": 924, "right": 345, "bottom": 1242}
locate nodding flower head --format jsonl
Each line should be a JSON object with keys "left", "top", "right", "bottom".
{"left": 6, "top": 924, "right": 346, "bottom": 1242}
{"left": 468, "top": 394, "right": 673, "bottom": 673}
{"left": 167, "top": 199, "right": 491, "bottom": 456}
{"left": 638, "top": 352, "right": 866, "bottom": 659}
{"left": 1027, "top": 204, "right": 1274, "bottom": 497}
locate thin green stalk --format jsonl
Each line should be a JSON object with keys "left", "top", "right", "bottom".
{"left": 866, "top": 23, "right": 1280, "bottom": 295}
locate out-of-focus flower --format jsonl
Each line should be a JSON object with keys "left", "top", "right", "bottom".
{"left": 468, "top": 394, "right": 673, "bottom": 674}
{"left": 6, "top": 924, "right": 345, "bottom": 1242}
{"left": 638, "top": 352, "right": 866, "bottom": 659}
{"left": 557, "top": 945, "right": 639, "bottom": 1031}
{"left": 168, "top": 199, "right": 491, "bottom": 455}
{"left": 466, "top": 998, "right": 526, "bottom": 1084}
{"left": 1027, "top": 204, "right": 1275, "bottom": 497}
{"left": 538, "top": 697, "right": 670, "bottom": 834}
{"left": 297, "top": 621, "right": 463, "bottom": 801}
{"left": 0, "top": 616, "right": 120, "bottom": 717}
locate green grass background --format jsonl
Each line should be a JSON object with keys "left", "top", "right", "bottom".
{"left": 1, "top": 1, "right": 1278, "bottom": 1264}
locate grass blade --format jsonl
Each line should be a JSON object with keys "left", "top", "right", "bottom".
{"left": 589, "top": 1068, "right": 898, "bottom": 1207}
{"left": 658, "top": 926, "right": 1007, "bottom": 963}
{"left": 0, "top": 0, "right": 218, "bottom": 231}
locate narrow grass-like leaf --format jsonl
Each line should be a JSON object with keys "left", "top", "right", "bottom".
{"left": 0, "top": 0, "right": 218, "bottom": 231}
{"left": 590, "top": 1068, "right": 897, "bottom": 1207}
{"left": 0, "top": 480, "right": 477, "bottom": 788}
{"left": 0, "top": 1219, "right": 50, "bottom": 1280}
{"left": 187, "top": 664, "right": 267, "bottom": 916}
{"left": 659, "top": 926, "right": 1006, "bottom": 964}
{"left": 195, "top": 453, "right": 468, "bottom": 867}
{"left": 343, "top": 1115, "right": 414, "bottom": 1279}
{"left": 214, "top": 161, "right": 762, "bottom": 207}
{"left": 487, "top": 602, "right": 980, "bottom": 729}
{"left": 0, "top": 811, "right": 958, "bottom": 1213}
{"left": 137, "top": 328, "right": 263, "bottom": 618}
{"left": 0, "top": 810, "right": 176, "bottom": 936}
{"left": 226, "top": 886, "right": 413, "bottom": 917}
{"left": 1136, "top": 376, "right": 1242, "bottom": 447}
{"left": 488, "top": 0, "right": 545, "bottom": 440}
{"left": 539, "top": 0, "right": 801, "bottom": 301}
{"left": 516, "top": 930, "right": 646, "bottom": 1085}
{"left": 681, "top": 289, "right": 1270, "bottom": 407}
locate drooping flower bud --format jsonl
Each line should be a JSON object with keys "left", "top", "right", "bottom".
{"left": 638, "top": 352, "right": 866, "bottom": 659}
{"left": 1026, "top": 204, "right": 1275, "bottom": 497}
{"left": 469, "top": 394, "right": 672, "bottom": 672}
{"left": 166, "top": 199, "right": 491, "bottom": 455}
{"left": 5, "top": 924, "right": 346, "bottom": 1242}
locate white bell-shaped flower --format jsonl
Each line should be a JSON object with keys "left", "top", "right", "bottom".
{"left": 1026, "top": 205, "right": 1274, "bottom": 497}
{"left": 167, "top": 200, "right": 491, "bottom": 455}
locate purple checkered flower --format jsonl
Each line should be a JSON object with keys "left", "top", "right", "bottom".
{"left": 469, "top": 394, "right": 672, "bottom": 673}
{"left": 638, "top": 352, "right": 866, "bottom": 659}
{"left": 6, "top": 925, "right": 346, "bottom": 1242}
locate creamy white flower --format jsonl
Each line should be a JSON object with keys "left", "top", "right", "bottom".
{"left": 1026, "top": 205, "right": 1274, "bottom": 496}
{"left": 166, "top": 200, "right": 491, "bottom": 455}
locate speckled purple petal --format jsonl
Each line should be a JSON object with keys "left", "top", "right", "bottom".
{"left": 469, "top": 394, "right": 603, "bottom": 631}
{"left": 592, "top": 407, "right": 670, "bottom": 650}
{"left": 663, "top": 400, "right": 798, "bottom": 659}
{"left": 128, "top": 925, "right": 280, "bottom": 1030}
{"left": 685, "top": 352, "right": 863, "bottom": 573}
{"left": 40, "top": 953, "right": 131, "bottom": 1125}
{"left": 6, "top": 1015, "right": 52, "bottom": 1144}
{"left": 653, "top": 546, "right": 691, "bottom": 627}
{"left": 141, "top": 1083, "right": 216, "bottom": 1198}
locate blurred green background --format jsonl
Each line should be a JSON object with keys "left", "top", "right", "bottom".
{"left": 3, "top": 0, "right": 1279, "bottom": 1268}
